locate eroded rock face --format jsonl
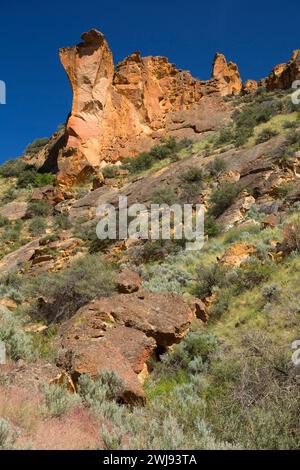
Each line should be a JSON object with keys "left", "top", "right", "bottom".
{"left": 57, "top": 291, "right": 193, "bottom": 403}
{"left": 49, "top": 29, "right": 237, "bottom": 186}
{"left": 266, "top": 50, "right": 300, "bottom": 91}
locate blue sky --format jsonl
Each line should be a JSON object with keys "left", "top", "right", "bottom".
{"left": 0, "top": 0, "right": 299, "bottom": 163}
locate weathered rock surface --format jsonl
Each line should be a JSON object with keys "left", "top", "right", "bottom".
{"left": 218, "top": 243, "right": 256, "bottom": 268}
{"left": 57, "top": 291, "right": 193, "bottom": 403}
{"left": 38, "top": 29, "right": 238, "bottom": 186}
{"left": 217, "top": 192, "right": 255, "bottom": 231}
{"left": 0, "top": 201, "right": 28, "bottom": 221}
{"left": 0, "top": 239, "right": 40, "bottom": 274}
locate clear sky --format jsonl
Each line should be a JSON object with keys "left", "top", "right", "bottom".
{"left": 0, "top": 0, "right": 299, "bottom": 163}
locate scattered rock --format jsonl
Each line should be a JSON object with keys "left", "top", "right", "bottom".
{"left": 219, "top": 243, "right": 256, "bottom": 268}
{"left": 116, "top": 268, "right": 141, "bottom": 293}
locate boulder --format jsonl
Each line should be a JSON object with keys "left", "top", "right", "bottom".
{"left": 116, "top": 268, "right": 141, "bottom": 293}
{"left": 58, "top": 291, "right": 192, "bottom": 403}
{"left": 0, "top": 201, "right": 28, "bottom": 221}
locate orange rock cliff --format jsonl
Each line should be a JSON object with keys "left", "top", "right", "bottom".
{"left": 36, "top": 29, "right": 300, "bottom": 186}
{"left": 46, "top": 29, "right": 242, "bottom": 185}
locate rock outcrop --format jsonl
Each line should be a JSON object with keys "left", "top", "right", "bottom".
{"left": 57, "top": 291, "right": 193, "bottom": 403}
{"left": 266, "top": 50, "right": 300, "bottom": 91}
{"left": 40, "top": 29, "right": 240, "bottom": 186}
{"left": 211, "top": 53, "right": 242, "bottom": 96}
{"left": 243, "top": 79, "right": 259, "bottom": 94}
{"left": 0, "top": 239, "right": 40, "bottom": 275}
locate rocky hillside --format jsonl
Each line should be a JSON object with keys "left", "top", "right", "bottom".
{"left": 0, "top": 32, "right": 300, "bottom": 449}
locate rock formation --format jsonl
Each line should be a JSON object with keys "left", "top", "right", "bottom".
{"left": 42, "top": 29, "right": 241, "bottom": 186}
{"left": 57, "top": 291, "right": 193, "bottom": 403}
{"left": 32, "top": 30, "right": 300, "bottom": 187}
{"left": 266, "top": 50, "right": 300, "bottom": 91}
{"left": 211, "top": 53, "right": 242, "bottom": 96}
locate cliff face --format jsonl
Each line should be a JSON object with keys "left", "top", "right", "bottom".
{"left": 44, "top": 29, "right": 299, "bottom": 186}
{"left": 54, "top": 30, "right": 239, "bottom": 185}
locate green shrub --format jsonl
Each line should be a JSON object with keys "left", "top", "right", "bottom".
{"left": 32, "top": 173, "right": 55, "bottom": 187}
{"left": 53, "top": 213, "right": 72, "bottom": 230}
{"left": 180, "top": 167, "right": 204, "bottom": 183}
{"left": 0, "top": 306, "right": 33, "bottom": 360}
{"left": 0, "top": 273, "right": 24, "bottom": 303}
{"left": 44, "top": 382, "right": 80, "bottom": 417}
{"left": 194, "top": 263, "right": 226, "bottom": 299}
{"left": 27, "top": 200, "right": 53, "bottom": 217}
{"left": 208, "top": 182, "right": 241, "bottom": 218}
{"left": 0, "top": 158, "right": 27, "bottom": 178}
{"left": 214, "top": 126, "right": 234, "bottom": 147}
{"left": 103, "top": 166, "right": 118, "bottom": 178}
{"left": 78, "top": 370, "right": 123, "bottom": 410}
{"left": 231, "top": 258, "right": 272, "bottom": 294}
{"left": 0, "top": 419, "right": 18, "bottom": 450}
{"left": 207, "top": 332, "right": 300, "bottom": 449}
{"left": 142, "top": 264, "right": 193, "bottom": 294}
{"left": 0, "top": 215, "right": 9, "bottom": 227}
{"left": 151, "top": 187, "right": 179, "bottom": 205}
{"left": 16, "top": 168, "right": 38, "bottom": 188}
{"left": 161, "top": 332, "right": 218, "bottom": 374}
{"left": 204, "top": 215, "right": 222, "bottom": 238}
{"left": 282, "top": 120, "right": 298, "bottom": 129}
{"left": 179, "top": 168, "right": 204, "bottom": 203}
{"left": 17, "top": 168, "right": 54, "bottom": 188}
{"left": 0, "top": 220, "right": 23, "bottom": 243}
{"left": 124, "top": 138, "right": 191, "bottom": 174}
{"left": 28, "top": 217, "right": 47, "bottom": 236}
{"left": 261, "top": 283, "right": 282, "bottom": 303}
{"left": 255, "top": 128, "right": 278, "bottom": 144}
{"left": 124, "top": 152, "right": 154, "bottom": 173}
{"left": 0, "top": 187, "right": 17, "bottom": 204}
{"left": 232, "top": 99, "right": 282, "bottom": 147}
{"left": 207, "top": 157, "right": 228, "bottom": 178}
{"left": 28, "top": 254, "right": 116, "bottom": 323}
